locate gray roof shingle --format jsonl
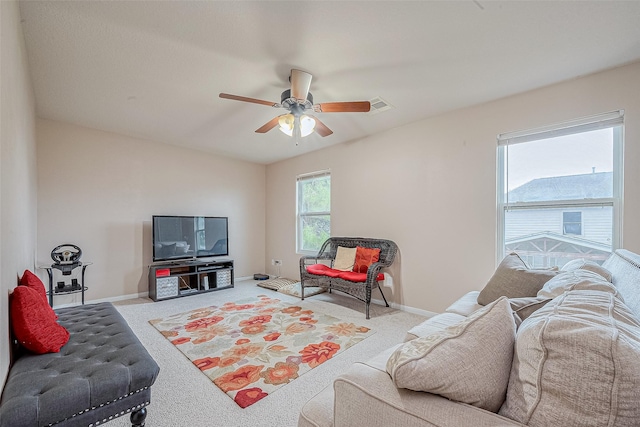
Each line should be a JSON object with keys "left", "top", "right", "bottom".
{"left": 507, "top": 171, "right": 612, "bottom": 202}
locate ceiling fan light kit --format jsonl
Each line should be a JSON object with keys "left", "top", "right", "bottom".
{"left": 219, "top": 69, "right": 371, "bottom": 144}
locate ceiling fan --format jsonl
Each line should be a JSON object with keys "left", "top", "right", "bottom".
{"left": 219, "top": 69, "right": 371, "bottom": 143}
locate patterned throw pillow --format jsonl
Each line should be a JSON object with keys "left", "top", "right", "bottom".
{"left": 353, "top": 246, "right": 380, "bottom": 274}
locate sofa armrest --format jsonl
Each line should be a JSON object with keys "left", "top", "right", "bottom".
{"left": 333, "top": 361, "right": 525, "bottom": 427}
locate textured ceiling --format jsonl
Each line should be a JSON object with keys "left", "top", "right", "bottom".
{"left": 18, "top": 1, "right": 640, "bottom": 164}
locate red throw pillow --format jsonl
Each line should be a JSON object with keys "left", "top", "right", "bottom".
{"left": 20, "top": 269, "right": 48, "bottom": 304}
{"left": 10, "top": 286, "right": 69, "bottom": 354}
{"left": 353, "top": 247, "right": 381, "bottom": 274}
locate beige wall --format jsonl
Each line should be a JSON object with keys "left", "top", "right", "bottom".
{"left": 36, "top": 119, "right": 266, "bottom": 305}
{"left": 266, "top": 62, "right": 640, "bottom": 313}
{"left": 1, "top": 0, "right": 38, "bottom": 383}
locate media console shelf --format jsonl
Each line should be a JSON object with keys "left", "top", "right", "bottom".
{"left": 148, "top": 259, "right": 233, "bottom": 301}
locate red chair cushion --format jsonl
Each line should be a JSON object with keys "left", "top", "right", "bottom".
{"left": 10, "top": 286, "right": 69, "bottom": 354}
{"left": 353, "top": 247, "right": 381, "bottom": 273}
{"left": 306, "top": 264, "right": 341, "bottom": 278}
{"left": 306, "top": 264, "right": 384, "bottom": 283}
{"left": 336, "top": 271, "right": 385, "bottom": 282}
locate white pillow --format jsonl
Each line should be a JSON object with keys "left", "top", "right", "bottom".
{"left": 386, "top": 297, "right": 516, "bottom": 412}
{"left": 560, "top": 258, "right": 612, "bottom": 282}
{"left": 537, "top": 269, "right": 621, "bottom": 300}
{"left": 332, "top": 246, "right": 357, "bottom": 271}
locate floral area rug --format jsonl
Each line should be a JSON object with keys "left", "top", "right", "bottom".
{"left": 149, "top": 295, "right": 374, "bottom": 408}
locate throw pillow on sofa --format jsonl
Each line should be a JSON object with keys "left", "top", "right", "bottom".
{"left": 508, "top": 296, "right": 552, "bottom": 325}
{"left": 560, "top": 258, "right": 612, "bottom": 282}
{"left": 477, "top": 252, "right": 558, "bottom": 305}
{"left": 537, "top": 269, "right": 622, "bottom": 300}
{"left": 499, "top": 290, "right": 640, "bottom": 427}
{"left": 386, "top": 297, "right": 516, "bottom": 412}
{"left": 10, "top": 286, "right": 70, "bottom": 354}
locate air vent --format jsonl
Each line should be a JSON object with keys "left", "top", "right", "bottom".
{"left": 368, "top": 97, "right": 392, "bottom": 115}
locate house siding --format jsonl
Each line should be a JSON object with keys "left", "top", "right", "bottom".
{"left": 505, "top": 206, "right": 612, "bottom": 246}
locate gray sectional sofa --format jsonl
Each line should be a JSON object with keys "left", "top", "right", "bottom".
{"left": 299, "top": 249, "right": 640, "bottom": 427}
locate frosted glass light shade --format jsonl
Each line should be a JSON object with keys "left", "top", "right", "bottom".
{"left": 278, "top": 114, "right": 294, "bottom": 136}
{"left": 300, "top": 115, "right": 316, "bottom": 137}
{"left": 278, "top": 113, "right": 316, "bottom": 137}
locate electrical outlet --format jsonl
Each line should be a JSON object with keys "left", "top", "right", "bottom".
{"left": 274, "top": 260, "right": 282, "bottom": 266}
{"left": 271, "top": 259, "right": 276, "bottom": 265}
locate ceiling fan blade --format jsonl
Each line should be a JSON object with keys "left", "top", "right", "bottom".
{"left": 255, "top": 116, "right": 281, "bottom": 133}
{"left": 219, "top": 93, "right": 279, "bottom": 107}
{"left": 314, "top": 101, "right": 371, "bottom": 113}
{"left": 312, "top": 116, "right": 333, "bottom": 137}
{"left": 290, "top": 69, "right": 313, "bottom": 101}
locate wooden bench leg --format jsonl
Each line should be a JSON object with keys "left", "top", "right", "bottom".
{"left": 131, "top": 407, "right": 147, "bottom": 427}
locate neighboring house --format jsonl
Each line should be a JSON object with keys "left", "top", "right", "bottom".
{"left": 505, "top": 171, "right": 613, "bottom": 267}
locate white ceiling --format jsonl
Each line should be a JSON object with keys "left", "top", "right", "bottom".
{"left": 18, "top": 1, "right": 640, "bottom": 164}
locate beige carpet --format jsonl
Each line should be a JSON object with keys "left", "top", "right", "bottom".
{"left": 108, "top": 279, "right": 428, "bottom": 427}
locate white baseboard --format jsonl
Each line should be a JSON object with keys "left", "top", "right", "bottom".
{"left": 371, "top": 297, "right": 438, "bottom": 318}
{"left": 53, "top": 291, "right": 150, "bottom": 309}
{"left": 54, "top": 277, "right": 257, "bottom": 309}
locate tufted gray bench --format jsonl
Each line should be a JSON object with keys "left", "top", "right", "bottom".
{"left": 0, "top": 302, "right": 159, "bottom": 427}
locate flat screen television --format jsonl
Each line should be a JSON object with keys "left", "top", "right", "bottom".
{"left": 152, "top": 215, "right": 228, "bottom": 262}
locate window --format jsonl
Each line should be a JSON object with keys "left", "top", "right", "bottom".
{"left": 297, "top": 170, "right": 330, "bottom": 253}
{"left": 563, "top": 211, "right": 582, "bottom": 236}
{"left": 497, "top": 111, "right": 624, "bottom": 268}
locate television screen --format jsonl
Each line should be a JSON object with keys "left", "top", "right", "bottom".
{"left": 152, "top": 216, "right": 228, "bottom": 262}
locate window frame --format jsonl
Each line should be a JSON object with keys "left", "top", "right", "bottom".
{"left": 296, "top": 170, "right": 331, "bottom": 255}
{"left": 496, "top": 110, "right": 624, "bottom": 265}
{"left": 562, "top": 211, "right": 583, "bottom": 236}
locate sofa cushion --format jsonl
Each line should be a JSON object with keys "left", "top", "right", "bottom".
{"left": 386, "top": 297, "right": 516, "bottom": 412}
{"left": 445, "top": 290, "right": 483, "bottom": 316}
{"left": 602, "top": 249, "right": 640, "bottom": 316}
{"left": 10, "top": 286, "right": 69, "bottom": 354}
{"left": 499, "top": 290, "right": 640, "bottom": 427}
{"left": 405, "top": 312, "right": 467, "bottom": 342}
{"left": 405, "top": 312, "right": 466, "bottom": 341}
{"left": 537, "top": 269, "right": 621, "bottom": 300}
{"left": 509, "top": 296, "right": 552, "bottom": 324}
{"left": 333, "top": 246, "right": 357, "bottom": 271}
{"left": 560, "top": 258, "right": 612, "bottom": 281}
{"left": 477, "top": 253, "right": 557, "bottom": 305}
{"left": 353, "top": 246, "right": 380, "bottom": 274}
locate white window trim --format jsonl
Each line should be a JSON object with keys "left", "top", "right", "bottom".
{"left": 296, "top": 169, "right": 331, "bottom": 255}
{"left": 496, "top": 110, "right": 624, "bottom": 265}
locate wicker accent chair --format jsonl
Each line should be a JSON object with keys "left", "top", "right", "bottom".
{"left": 299, "top": 237, "right": 398, "bottom": 319}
